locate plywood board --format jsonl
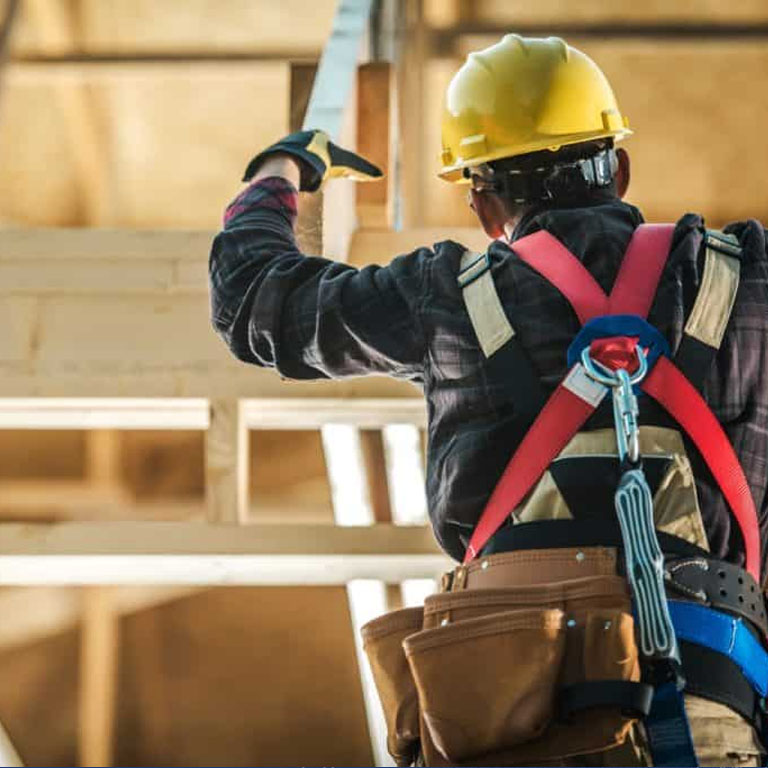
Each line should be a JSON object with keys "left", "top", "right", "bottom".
{"left": 0, "top": 62, "right": 290, "bottom": 227}
{"left": 116, "top": 587, "right": 373, "bottom": 766}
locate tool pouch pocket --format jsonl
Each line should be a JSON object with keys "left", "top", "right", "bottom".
{"left": 361, "top": 606, "right": 424, "bottom": 766}
{"left": 404, "top": 608, "right": 566, "bottom": 763}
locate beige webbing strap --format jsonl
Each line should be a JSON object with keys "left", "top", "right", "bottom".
{"left": 684, "top": 230, "right": 741, "bottom": 349}
{"left": 458, "top": 250, "right": 514, "bottom": 358}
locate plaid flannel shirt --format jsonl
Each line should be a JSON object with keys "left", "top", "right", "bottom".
{"left": 210, "top": 177, "right": 768, "bottom": 581}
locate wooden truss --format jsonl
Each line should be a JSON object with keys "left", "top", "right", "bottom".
{"left": 0, "top": 1, "right": 482, "bottom": 764}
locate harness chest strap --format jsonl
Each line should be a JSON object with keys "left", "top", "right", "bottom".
{"left": 457, "top": 225, "right": 759, "bottom": 580}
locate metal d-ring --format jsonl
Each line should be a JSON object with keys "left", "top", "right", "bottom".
{"left": 580, "top": 344, "right": 648, "bottom": 386}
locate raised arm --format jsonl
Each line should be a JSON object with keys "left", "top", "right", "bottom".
{"left": 209, "top": 132, "right": 432, "bottom": 382}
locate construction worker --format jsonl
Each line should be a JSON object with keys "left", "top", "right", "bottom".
{"left": 210, "top": 35, "right": 768, "bottom": 767}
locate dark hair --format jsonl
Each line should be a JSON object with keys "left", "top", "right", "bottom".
{"left": 484, "top": 139, "right": 617, "bottom": 217}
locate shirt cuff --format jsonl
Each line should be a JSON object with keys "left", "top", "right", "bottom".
{"left": 223, "top": 176, "right": 299, "bottom": 228}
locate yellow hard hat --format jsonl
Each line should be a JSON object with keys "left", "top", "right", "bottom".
{"left": 439, "top": 35, "right": 631, "bottom": 182}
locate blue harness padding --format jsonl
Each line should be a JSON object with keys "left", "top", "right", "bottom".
{"left": 668, "top": 600, "right": 768, "bottom": 698}
{"left": 567, "top": 315, "right": 671, "bottom": 393}
{"left": 642, "top": 601, "right": 768, "bottom": 767}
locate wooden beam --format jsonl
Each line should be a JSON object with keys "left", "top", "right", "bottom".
{"left": 396, "top": 0, "right": 427, "bottom": 228}
{"left": 0, "top": 398, "right": 209, "bottom": 429}
{"left": 0, "top": 397, "right": 425, "bottom": 428}
{"left": 205, "top": 399, "right": 248, "bottom": 524}
{"left": 242, "top": 398, "right": 425, "bottom": 429}
{"left": 356, "top": 62, "right": 395, "bottom": 228}
{"left": 78, "top": 587, "right": 118, "bottom": 768}
{"left": 23, "top": 0, "right": 112, "bottom": 225}
{"left": 0, "top": 522, "right": 450, "bottom": 585}
{"left": 359, "top": 430, "right": 393, "bottom": 524}
{"left": 348, "top": 226, "right": 489, "bottom": 266}
{"left": 300, "top": 0, "right": 374, "bottom": 263}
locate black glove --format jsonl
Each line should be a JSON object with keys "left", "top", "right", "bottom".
{"left": 242, "top": 129, "right": 383, "bottom": 192}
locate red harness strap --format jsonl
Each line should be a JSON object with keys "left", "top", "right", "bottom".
{"left": 464, "top": 225, "right": 761, "bottom": 581}
{"left": 643, "top": 359, "right": 761, "bottom": 580}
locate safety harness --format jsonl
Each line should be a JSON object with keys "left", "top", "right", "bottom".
{"left": 457, "top": 224, "right": 768, "bottom": 766}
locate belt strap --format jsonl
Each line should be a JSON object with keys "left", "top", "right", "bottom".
{"left": 674, "top": 231, "right": 742, "bottom": 391}
{"left": 558, "top": 680, "right": 654, "bottom": 721}
{"left": 457, "top": 250, "right": 547, "bottom": 426}
{"left": 478, "top": 519, "right": 767, "bottom": 636}
{"left": 668, "top": 601, "right": 768, "bottom": 698}
{"left": 681, "top": 641, "right": 765, "bottom": 729}
{"left": 458, "top": 251, "right": 514, "bottom": 357}
{"left": 665, "top": 556, "right": 767, "bottom": 637}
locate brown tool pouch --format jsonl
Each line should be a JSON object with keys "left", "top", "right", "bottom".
{"left": 362, "top": 575, "right": 643, "bottom": 766}
{"left": 361, "top": 606, "right": 424, "bottom": 766}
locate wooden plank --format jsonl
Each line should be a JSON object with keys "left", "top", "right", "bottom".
{"left": 205, "top": 399, "right": 248, "bottom": 523}
{"left": 242, "top": 398, "right": 426, "bottom": 429}
{"left": 0, "top": 522, "right": 450, "bottom": 585}
{"left": 348, "top": 226, "right": 489, "bottom": 265}
{"left": 0, "top": 521, "right": 443, "bottom": 556}
{"left": 0, "top": 399, "right": 209, "bottom": 429}
{"left": 465, "top": 0, "right": 768, "bottom": 26}
{"left": 301, "top": 0, "right": 373, "bottom": 263}
{"left": 11, "top": 0, "right": 338, "bottom": 58}
{"left": 85, "top": 430, "right": 122, "bottom": 489}
{"left": 0, "top": 228, "right": 214, "bottom": 261}
{"left": 78, "top": 587, "right": 118, "bottom": 768}
{"left": 0, "top": 227, "right": 487, "bottom": 264}
{"left": 0, "top": 397, "right": 425, "bottom": 429}
{"left": 356, "top": 63, "right": 395, "bottom": 228}
{"left": 359, "top": 430, "right": 393, "bottom": 524}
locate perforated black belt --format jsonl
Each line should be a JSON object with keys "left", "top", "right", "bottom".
{"left": 479, "top": 519, "right": 767, "bottom": 637}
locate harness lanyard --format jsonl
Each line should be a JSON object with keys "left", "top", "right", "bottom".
{"left": 582, "top": 344, "right": 697, "bottom": 768}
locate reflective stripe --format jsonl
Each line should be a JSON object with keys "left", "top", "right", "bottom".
{"left": 458, "top": 249, "right": 514, "bottom": 358}
{"left": 684, "top": 231, "right": 741, "bottom": 349}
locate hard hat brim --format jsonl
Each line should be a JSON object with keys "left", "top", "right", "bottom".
{"left": 438, "top": 127, "right": 632, "bottom": 182}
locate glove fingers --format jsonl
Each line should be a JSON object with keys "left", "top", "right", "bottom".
{"left": 327, "top": 142, "right": 383, "bottom": 180}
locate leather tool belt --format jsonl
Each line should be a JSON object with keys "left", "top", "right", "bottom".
{"left": 362, "top": 553, "right": 649, "bottom": 767}
{"left": 362, "top": 540, "right": 767, "bottom": 767}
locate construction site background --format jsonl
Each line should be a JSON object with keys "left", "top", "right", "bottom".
{"left": 0, "top": 1, "right": 767, "bottom": 766}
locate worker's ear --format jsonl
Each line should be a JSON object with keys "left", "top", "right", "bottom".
{"left": 470, "top": 188, "right": 507, "bottom": 240}
{"left": 615, "top": 148, "right": 630, "bottom": 199}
